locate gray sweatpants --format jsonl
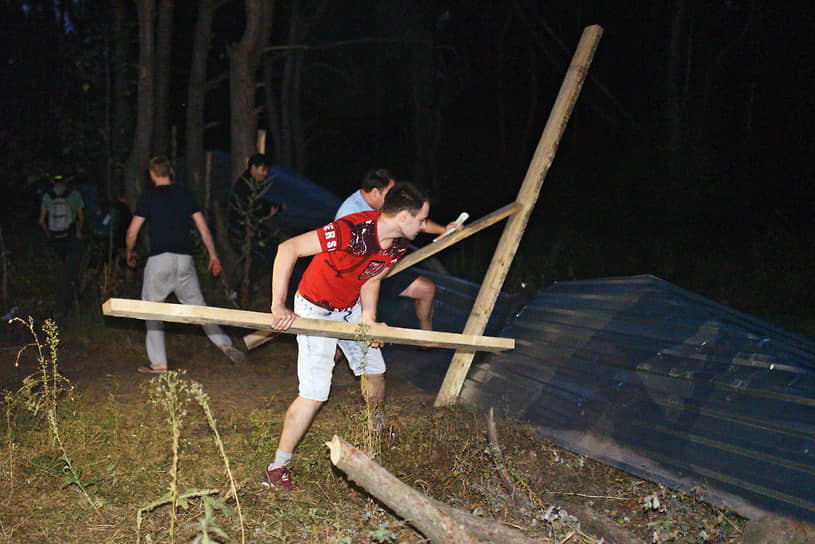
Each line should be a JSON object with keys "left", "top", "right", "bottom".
{"left": 142, "top": 252, "right": 232, "bottom": 368}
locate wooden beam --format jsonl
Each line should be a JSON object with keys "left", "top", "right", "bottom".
{"left": 102, "top": 298, "right": 514, "bottom": 352}
{"left": 434, "top": 25, "right": 603, "bottom": 407}
{"left": 386, "top": 202, "right": 522, "bottom": 277}
{"left": 243, "top": 329, "right": 280, "bottom": 350}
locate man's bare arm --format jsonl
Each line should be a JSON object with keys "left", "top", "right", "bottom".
{"left": 359, "top": 271, "right": 390, "bottom": 348}
{"left": 192, "top": 212, "right": 218, "bottom": 257}
{"left": 359, "top": 274, "right": 386, "bottom": 326}
{"left": 76, "top": 207, "right": 84, "bottom": 231}
{"left": 125, "top": 216, "right": 146, "bottom": 267}
{"left": 421, "top": 218, "right": 461, "bottom": 235}
{"left": 270, "top": 230, "right": 322, "bottom": 330}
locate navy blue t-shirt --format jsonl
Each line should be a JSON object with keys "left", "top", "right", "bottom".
{"left": 134, "top": 184, "right": 200, "bottom": 256}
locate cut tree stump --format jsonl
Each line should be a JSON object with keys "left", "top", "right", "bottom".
{"left": 326, "top": 435, "right": 544, "bottom": 544}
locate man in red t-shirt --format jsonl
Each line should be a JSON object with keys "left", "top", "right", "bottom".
{"left": 262, "top": 183, "right": 429, "bottom": 490}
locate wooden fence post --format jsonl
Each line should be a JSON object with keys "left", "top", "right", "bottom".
{"left": 434, "top": 25, "right": 604, "bottom": 407}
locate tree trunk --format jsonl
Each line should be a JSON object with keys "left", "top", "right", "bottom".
{"left": 153, "top": 0, "right": 174, "bottom": 156}
{"left": 124, "top": 0, "right": 156, "bottom": 209}
{"left": 262, "top": 58, "right": 282, "bottom": 162}
{"left": 663, "top": 0, "right": 686, "bottom": 224}
{"left": 265, "top": 0, "right": 323, "bottom": 170}
{"left": 185, "top": 0, "right": 220, "bottom": 205}
{"left": 278, "top": 29, "right": 295, "bottom": 168}
{"left": 291, "top": 46, "right": 305, "bottom": 170}
{"left": 110, "top": 0, "right": 130, "bottom": 182}
{"left": 228, "top": 0, "right": 274, "bottom": 184}
{"left": 221, "top": 0, "right": 273, "bottom": 293}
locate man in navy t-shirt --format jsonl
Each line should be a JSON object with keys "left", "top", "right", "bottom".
{"left": 125, "top": 156, "right": 245, "bottom": 373}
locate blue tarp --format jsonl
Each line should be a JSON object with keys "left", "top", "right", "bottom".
{"left": 199, "top": 151, "right": 342, "bottom": 236}
{"left": 262, "top": 166, "right": 342, "bottom": 236}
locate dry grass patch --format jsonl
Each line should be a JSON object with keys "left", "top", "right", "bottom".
{"left": 1, "top": 317, "right": 746, "bottom": 543}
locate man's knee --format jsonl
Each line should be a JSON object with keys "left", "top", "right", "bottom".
{"left": 287, "top": 395, "right": 323, "bottom": 418}
{"left": 400, "top": 275, "right": 435, "bottom": 301}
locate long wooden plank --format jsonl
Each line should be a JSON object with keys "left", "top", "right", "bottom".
{"left": 102, "top": 298, "right": 514, "bottom": 352}
{"left": 434, "top": 25, "right": 604, "bottom": 407}
{"left": 386, "top": 202, "right": 521, "bottom": 277}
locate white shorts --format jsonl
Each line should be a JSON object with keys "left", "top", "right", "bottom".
{"left": 294, "top": 293, "right": 386, "bottom": 402}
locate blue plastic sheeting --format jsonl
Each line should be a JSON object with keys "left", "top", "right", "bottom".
{"left": 194, "top": 151, "right": 342, "bottom": 236}
{"left": 459, "top": 275, "right": 815, "bottom": 520}
{"left": 262, "top": 166, "right": 342, "bottom": 236}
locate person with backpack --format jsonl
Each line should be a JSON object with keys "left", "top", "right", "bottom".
{"left": 38, "top": 174, "right": 85, "bottom": 317}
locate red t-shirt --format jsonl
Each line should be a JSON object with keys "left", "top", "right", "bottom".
{"left": 298, "top": 211, "right": 409, "bottom": 310}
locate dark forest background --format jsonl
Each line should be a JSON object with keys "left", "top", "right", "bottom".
{"left": 2, "top": 0, "right": 814, "bottom": 332}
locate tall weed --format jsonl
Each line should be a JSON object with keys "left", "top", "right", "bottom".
{"left": 4, "top": 316, "right": 97, "bottom": 512}
{"left": 138, "top": 370, "right": 243, "bottom": 544}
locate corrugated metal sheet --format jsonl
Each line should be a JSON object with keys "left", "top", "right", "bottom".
{"left": 459, "top": 274, "right": 815, "bottom": 520}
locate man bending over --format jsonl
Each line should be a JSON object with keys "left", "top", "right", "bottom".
{"left": 335, "top": 169, "right": 459, "bottom": 331}
{"left": 263, "top": 182, "right": 430, "bottom": 490}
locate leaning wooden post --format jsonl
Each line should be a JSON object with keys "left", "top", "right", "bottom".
{"left": 434, "top": 25, "right": 603, "bottom": 407}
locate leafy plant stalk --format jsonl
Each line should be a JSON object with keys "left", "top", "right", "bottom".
{"left": 354, "top": 323, "right": 380, "bottom": 457}
{"left": 190, "top": 382, "right": 245, "bottom": 544}
{"left": 149, "top": 370, "right": 190, "bottom": 544}
{"left": 9, "top": 317, "right": 97, "bottom": 512}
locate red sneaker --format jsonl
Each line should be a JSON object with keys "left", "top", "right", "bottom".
{"left": 263, "top": 465, "right": 294, "bottom": 491}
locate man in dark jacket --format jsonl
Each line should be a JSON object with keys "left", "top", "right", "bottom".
{"left": 227, "top": 153, "right": 278, "bottom": 253}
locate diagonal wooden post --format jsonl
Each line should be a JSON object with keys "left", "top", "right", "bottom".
{"left": 386, "top": 202, "right": 522, "bottom": 278}
{"left": 434, "top": 25, "right": 604, "bottom": 407}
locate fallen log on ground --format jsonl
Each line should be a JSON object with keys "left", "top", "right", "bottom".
{"left": 102, "top": 298, "right": 514, "bottom": 352}
{"left": 326, "top": 435, "right": 543, "bottom": 544}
